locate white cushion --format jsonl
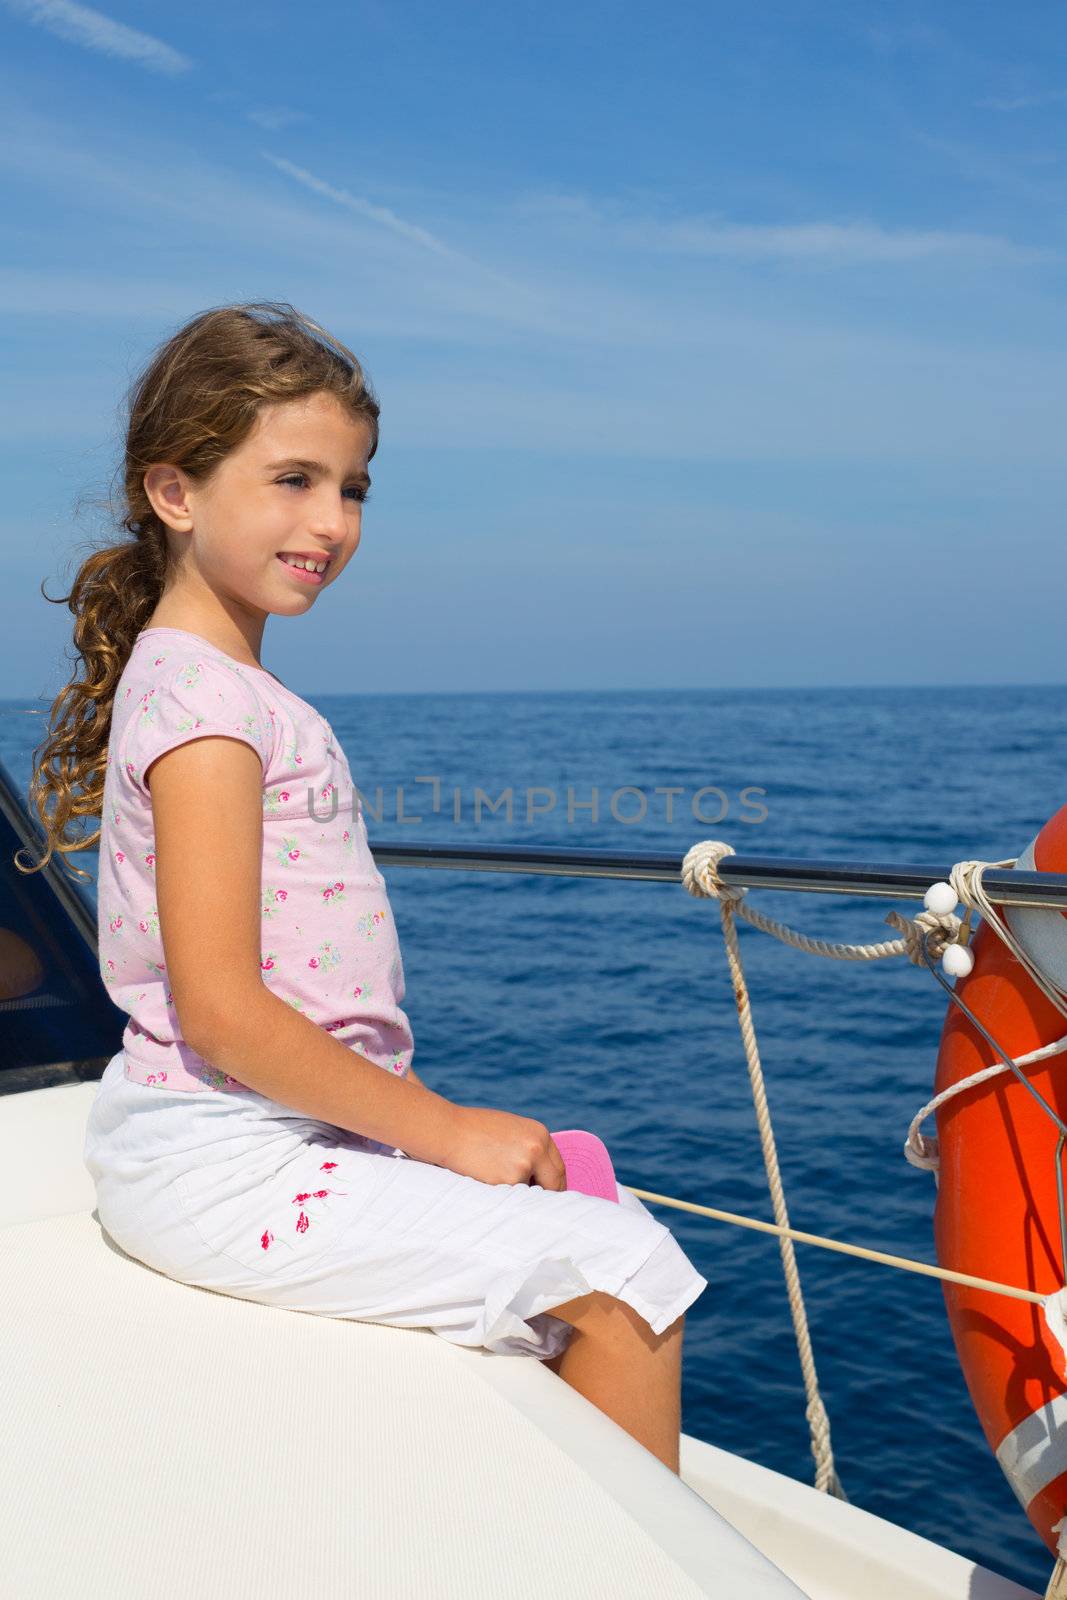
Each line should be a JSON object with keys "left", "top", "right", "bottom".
{"left": 0, "top": 1085, "right": 803, "bottom": 1597}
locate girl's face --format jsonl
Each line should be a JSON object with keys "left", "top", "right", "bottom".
{"left": 146, "top": 391, "right": 372, "bottom": 623}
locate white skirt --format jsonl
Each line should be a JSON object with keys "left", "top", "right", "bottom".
{"left": 83, "top": 1051, "right": 709, "bottom": 1360}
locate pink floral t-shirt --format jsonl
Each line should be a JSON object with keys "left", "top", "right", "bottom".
{"left": 96, "top": 626, "right": 415, "bottom": 1093}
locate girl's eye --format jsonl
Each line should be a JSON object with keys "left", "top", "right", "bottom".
{"left": 278, "top": 473, "right": 369, "bottom": 503}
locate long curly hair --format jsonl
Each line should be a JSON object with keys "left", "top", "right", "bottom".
{"left": 16, "top": 300, "right": 380, "bottom": 882}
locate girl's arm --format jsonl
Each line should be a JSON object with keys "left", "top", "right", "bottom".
{"left": 151, "top": 734, "right": 564, "bottom": 1190}
{"left": 148, "top": 735, "right": 456, "bottom": 1161}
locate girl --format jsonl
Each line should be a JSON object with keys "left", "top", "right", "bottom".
{"left": 20, "top": 300, "right": 708, "bottom": 1475}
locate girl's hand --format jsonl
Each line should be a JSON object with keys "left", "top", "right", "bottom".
{"left": 438, "top": 1105, "right": 567, "bottom": 1191}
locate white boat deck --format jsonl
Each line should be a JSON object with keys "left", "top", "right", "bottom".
{"left": 0, "top": 1081, "right": 1042, "bottom": 1598}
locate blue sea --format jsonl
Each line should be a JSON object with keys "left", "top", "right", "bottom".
{"left": 4, "top": 680, "right": 1066, "bottom": 1594}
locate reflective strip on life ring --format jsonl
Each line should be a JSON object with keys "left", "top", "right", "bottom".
{"left": 995, "top": 1395, "right": 1067, "bottom": 1511}
{"left": 1004, "top": 834, "right": 1067, "bottom": 993}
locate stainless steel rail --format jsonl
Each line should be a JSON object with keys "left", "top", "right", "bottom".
{"left": 364, "top": 839, "right": 1067, "bottom": 910}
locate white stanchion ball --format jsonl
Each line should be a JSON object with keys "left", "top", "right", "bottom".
{"left": 943, "top": 943, "right": 975, "bottom": 978}
{"left": 925, "top": 881, "right": 959, "bottom": 916}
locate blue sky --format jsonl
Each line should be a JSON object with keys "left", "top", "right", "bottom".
{"left": 2, "top": 0, "right": 1066, "bottom": 696}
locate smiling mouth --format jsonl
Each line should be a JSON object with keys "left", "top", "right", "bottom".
{"left": 276, "top": 553, "right": 330, "bottom": 584}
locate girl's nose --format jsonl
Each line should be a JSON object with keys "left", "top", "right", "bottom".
{"left": 307, "top": 500, "right": 352, "bottom": 542}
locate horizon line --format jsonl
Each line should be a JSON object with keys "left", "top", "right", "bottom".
{"left": 3, "top": 678, "right": 1067, "bottom": 705}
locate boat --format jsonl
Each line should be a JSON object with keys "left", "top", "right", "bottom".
{"left": 0, "top": 754, "right": 1047, "bottom": 1598}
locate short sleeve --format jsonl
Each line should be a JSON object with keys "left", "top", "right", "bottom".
{"left": 121, "top": 654, "right": 274, "bottom": 800}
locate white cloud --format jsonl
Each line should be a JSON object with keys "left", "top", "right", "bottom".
{"left": 1, "top": 106, "right": 1065, "bottom": 469}
{"left": 977, "top": 89, "right": 1067, "bottom": 113}
{"left": 2, "top": 0, "right": 191, "bottom": 74}
{"left": 645, "top": 219, "right": 1050, "bottom": 265}
{"left": 261, "top": 153, "right": 470, "bottom": 263}
{"left": 245, "top": 106, "right": 308, "bottom": 133}
{"left": 513, "top": 193, "right": 1052, "bottom": 265}
{"left": 913, "top": 131, "right": 1066, "bottom": 211}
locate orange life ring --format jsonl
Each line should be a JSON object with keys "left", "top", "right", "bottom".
{"left": 934, "top": 801, "right": 1067, "bottom": 1555}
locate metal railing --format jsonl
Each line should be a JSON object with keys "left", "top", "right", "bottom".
{"left": 363, "top": 838, "right": 1067, "bottom": 908}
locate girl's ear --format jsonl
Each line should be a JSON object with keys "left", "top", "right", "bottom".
{"left": 143, "top": 463, "right": 195, "bottom": 535}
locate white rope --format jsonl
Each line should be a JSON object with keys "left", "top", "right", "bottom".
{"left": 679, "top": 838, "right": 1067, "bottom": 1498}
{"left": 682, "top": 840, "right": 845, "bottom": 1499}
{"left": 894, "top": 856, "right": 1067, "bottom": 1175}
{"left": 683, "top": 840, "right": 1067, "bottom": 1177}
{"left": 680, "top": 838, "right": 972, "bottom": 966}
{"left": 682, "top": 835, "right": 1067, "bottom": 1596}
{"left": 623, "top": 1184, "right": 1050, "bottom": 1303}
{"left": 678, "top": 842, "right": 994, "bottom": 976}
{"left": 904, "top": 853, "right": 1067, "bottom": 1025}
{"left": 904, "top": 1034, "right": 1067, "bottom": 1174}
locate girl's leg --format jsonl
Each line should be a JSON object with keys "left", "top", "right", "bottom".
{"left": 542, "top": 1290, "right": 685, "bottom": 1474}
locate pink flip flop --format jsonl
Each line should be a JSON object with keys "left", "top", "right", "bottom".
{"left": 547, "top": 1129, "right": 620, "bottom": 1203}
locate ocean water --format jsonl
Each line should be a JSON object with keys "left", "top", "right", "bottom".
{"left": 4, "top": 680, "right": 1066, "bottom": 1594}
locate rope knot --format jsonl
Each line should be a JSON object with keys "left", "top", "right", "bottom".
{"left": 682, "top": 840, "right": 745, "bottom": 903}
{"left": 885, "top": 906, "right": 962, "bottom": 967}
{"left": 903, "top": 1129, "right": 941, "bottom": 1173}
{"left": 949, "top": 859, "right": 1003, "bottom": 912}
